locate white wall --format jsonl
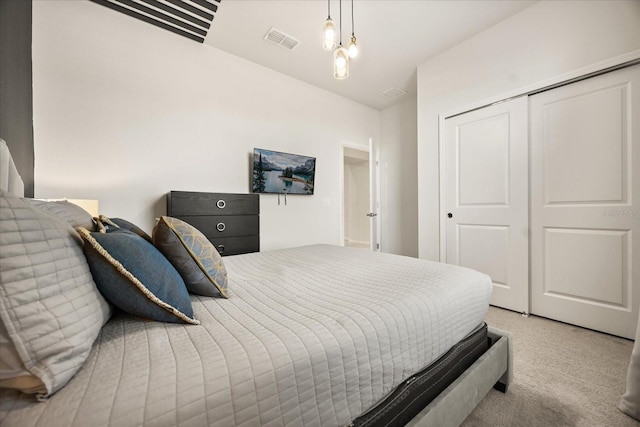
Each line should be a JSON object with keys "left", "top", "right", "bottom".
{"left": 32, "top": 1, "right": 379, "bottom": 251}
{"left": 380, "top": 95, "right": 418, "bottom": 257}
{"left": 417, "top": 0, "right": 640, "bottom": 261}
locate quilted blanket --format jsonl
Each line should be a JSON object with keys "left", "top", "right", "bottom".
{"left": 0, "top": 245, "right": 491, "bottom": 426}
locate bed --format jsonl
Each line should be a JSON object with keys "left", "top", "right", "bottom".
{"left": 0, "top": 143, "right": 512, "bottom": 426}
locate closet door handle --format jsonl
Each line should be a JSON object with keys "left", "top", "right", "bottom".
{"left": 447, "top": 213, "right": 453, "bottom": 218}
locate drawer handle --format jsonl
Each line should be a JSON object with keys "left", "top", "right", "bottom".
{"left": 216, "top": 222, "right": 226, "bottom": 232}
{"left": 217, "top": 244, "right": 225, "bottom": 254}
{"left": 216, "top": 199, "right": 226, "bottom": 209}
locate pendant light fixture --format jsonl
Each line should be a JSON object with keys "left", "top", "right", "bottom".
{"left": 333, "top": 0, "right": 349, "bottom": 80}
{"left": 348, "top": 0, "right": 358, "bottom": 58}
{"left": 322, "top": 0, "right": 337, "bottom": 50}
{"left": 334, "top": 45, "right": 349, "bottom": 80}
{"left": 323, "top": 0, "right": 358, "bottom": 80}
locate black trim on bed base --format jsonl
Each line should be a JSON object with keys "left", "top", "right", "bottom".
{"left": 352, "top": 323, "right": 490, "bottom": 427}
{"left": 488, "top": 333, "right": 509, "bottom": 393}
{"left": 493, "top": 381, "right": 508, "bottom": 393}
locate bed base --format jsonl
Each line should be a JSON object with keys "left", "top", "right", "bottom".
{"left": 406, "top": 327, "right": 513, "bottom": 427}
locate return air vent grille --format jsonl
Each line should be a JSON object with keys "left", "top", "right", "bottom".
{"left": 264, "top": 27, "right": 300, "bottom": 51}
{"left": 90, "top": 0, "right": 221, "bottom": 43}
{"left": 379, "top": 87, "right": 408, "bottom": 100}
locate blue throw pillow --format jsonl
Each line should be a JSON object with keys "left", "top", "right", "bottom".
{"left": 77, "top": 227, "right": 199, "bottom": 324}
{"left": 96, "top": 214, "right": 152, "bottom": 242}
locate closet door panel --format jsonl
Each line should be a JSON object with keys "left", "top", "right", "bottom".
{"left": 444, "top": 97, "right": 529, "bottom": 313}
{"left": 543, "top": 228, "right": 628, "bottom": 305}
{"left": 543, "top": 85, "right": 625, "bottom": 204}
{"left": 530, "top": 65, "right": 640, "bottom": 339}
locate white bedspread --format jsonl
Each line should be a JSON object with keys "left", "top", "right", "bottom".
{"left": 0, "top": 245, "right": 491, "bottom": 427}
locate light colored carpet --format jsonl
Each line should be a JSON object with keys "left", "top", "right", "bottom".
{"left": 462, "top": 306, "right": 639, "bottom": 427}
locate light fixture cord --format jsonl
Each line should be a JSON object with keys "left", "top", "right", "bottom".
{"left": 339, "top": 0, "right": 342, "bottom": 45}
{"left": 327, "top": 0, "right": 331, "bottom": 19}
{"left": 351, "top": 0, "right": 354, "bottom": 36}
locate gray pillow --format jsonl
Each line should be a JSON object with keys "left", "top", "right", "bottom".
{"left": 0, "top": 190, "right": 111, "bottom": 397}
{"left": 25, "top": 199, "right": 96, "bottom": 231}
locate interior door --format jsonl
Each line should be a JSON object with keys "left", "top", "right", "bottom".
{"left": 369, "top": 138, "right": 380, "bottom": 251}
{"left": 341, "top": 142, "right": 376, "bottom": 250}
{"left": 444, "top": 97, "right": 529, "bottom": 313}
{"left": 530, "top": 65, "right": 640, "bottom": 339}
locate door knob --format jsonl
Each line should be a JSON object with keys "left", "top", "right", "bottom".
{"left": 447, "top": 213, "right": 453, "bottom": 218}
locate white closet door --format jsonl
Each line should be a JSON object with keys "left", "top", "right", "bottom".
{"left": 444, "top": 97, "right": 529, "bottom": 313}
{"left": 530, "top": 65, "right": 640, "bottom": 339}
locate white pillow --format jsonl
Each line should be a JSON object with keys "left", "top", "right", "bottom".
{"left": 0, "top": 190, "right": 111, "bottom": 397}
{"left": 0, "top": 139, "right": 25, "bottom": 197}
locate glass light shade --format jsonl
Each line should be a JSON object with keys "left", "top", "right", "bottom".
{"left": 333, "top": 45, "right": 349, "bottom": 80}
{"left": 348, "top": 35, "right": 358, "bottom": 58}
{"left": 322, "top": 18, "right": 337, "bottom": 50}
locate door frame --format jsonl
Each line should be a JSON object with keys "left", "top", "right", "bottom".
{"left": 369, "top": 137, "right": 381, "bottom": 252}
{"left": 339, "top": 140, "right": 378, "bottom": 249}
{"left": 438, "top": 51, "right": 640, "bottom": 261}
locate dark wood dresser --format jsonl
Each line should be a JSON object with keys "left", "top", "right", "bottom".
{"left": 166, "top": 191, "right": 259, "bottom": 256}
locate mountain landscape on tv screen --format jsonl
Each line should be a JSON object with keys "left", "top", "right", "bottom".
{"left": 252, "top": 149, "right": 315, "bottom": 195}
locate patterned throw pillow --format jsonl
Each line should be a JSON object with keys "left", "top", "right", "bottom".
{"left": 153, "top": 216, "right": 228, "bottom": 298}
{"left": 77, "top": 227, "right": 199, "bottom": 324}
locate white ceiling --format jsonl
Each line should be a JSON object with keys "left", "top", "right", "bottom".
{"left": 205, "top": 0, "right": 537, "bottom": 110}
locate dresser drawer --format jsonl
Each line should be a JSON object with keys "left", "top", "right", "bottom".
{"left": 168, "top": 191, "right": 259, "bottom": 216}
{"left": 208, "top": 236, "right": 259, "bottom": 256}
{"left": 175, "top": 215, "right": 259, "bottom": 238}
{"left": 167, "top": 191, "right": 259, "bottom": 257}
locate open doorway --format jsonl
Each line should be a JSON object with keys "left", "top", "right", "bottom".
{"left": 343, "top": 146, "right": 370, "bottom": 248}
{"left": 340, "top": 140, "right": 379, "bottom": 251}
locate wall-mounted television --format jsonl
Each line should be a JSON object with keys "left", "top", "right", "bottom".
{"left": 252, "top": 148, "right": 315, "bottom": 195}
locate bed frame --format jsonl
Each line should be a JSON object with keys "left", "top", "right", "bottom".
{"left": 407, "top": 327, "right": 513, "bottom": 426}
{"left": 1, "top": 146, "right": 513, "bottom": 427}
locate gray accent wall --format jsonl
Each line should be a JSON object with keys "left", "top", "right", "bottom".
{"left": 0, "top": 0, "right": 34, "bottom": 197}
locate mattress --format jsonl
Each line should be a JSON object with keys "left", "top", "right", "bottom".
{"left": 0, "top": 244, "right": 492, "bottom": 427}
{"left": 353, "top": 322, "right": 489, "bottom": 427}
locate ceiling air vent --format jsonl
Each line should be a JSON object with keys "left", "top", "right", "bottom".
{"left": 90, "top": 0, "right": 221, "bottom": 43}
{"left": 264, "top": 27, "right": 300, "bottom": 51}
{"left": 379, "top": 87, "right": 408, "bottom": 100}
